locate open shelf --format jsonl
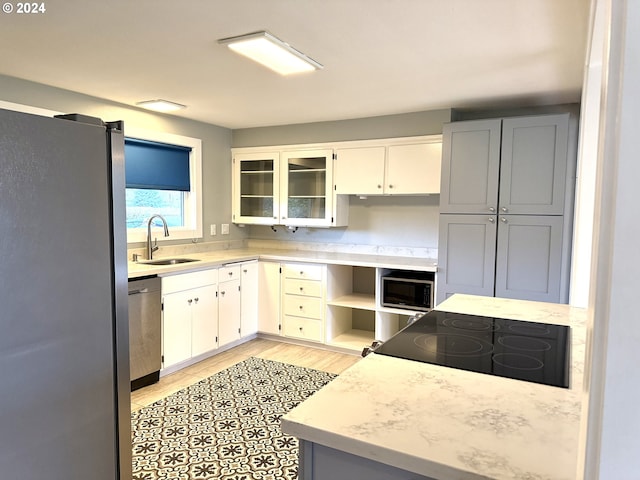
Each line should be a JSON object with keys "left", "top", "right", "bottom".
{"left": 325, "top": 264, "right": 432, "bottom": 352}
{"left": 329, "top": 329, "right": 374, "bottom": 351}
{"left": 326, "top": 306, "right": 376, "bottom": 351}
{"left": 327, "top": 293, "right": 375, "bottom": 310}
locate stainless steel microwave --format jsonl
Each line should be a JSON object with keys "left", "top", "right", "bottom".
{"left": 381, "top": 272, "right": 434, "bottom": 311}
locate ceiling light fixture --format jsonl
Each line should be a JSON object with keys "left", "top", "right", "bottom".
{"left": 136, "top": 99, "right": 186, "bottom": 113}
{"left": 218, "top": 31, "right": 323, "bottom": 76}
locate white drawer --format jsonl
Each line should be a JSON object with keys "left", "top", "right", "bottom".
{"left": 161, "top": 268, "right": 218, "bottom": 294}
{"left": 283, "top": 316, "right": 323, "bottom": 342}
{"left": 283, "top": 263, "right": 324, "bottom": 281}
{"left": 284, "top": 278, "right": 323, "bottom": 297}
{"left": 283, "top": 294, "right": 324, "bottom": 319}
{"left": 219, "top": 264, "right": 241, "bottom": 282}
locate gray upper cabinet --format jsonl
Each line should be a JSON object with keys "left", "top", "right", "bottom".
{"left": 440, "top": 119, "right": 501, "bottom": 214}
{"left": 440, "top": 114, "right": 570, "bottom": 215}
{"left": 500, "top": 115, "right": 569, "bottom": 215}
{"left": 437, "top": 112, "right": 576, "bottom": 305}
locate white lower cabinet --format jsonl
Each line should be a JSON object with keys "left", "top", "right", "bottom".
{"left": 240, "top": 260, "right": 259, "bottom": 337}
{"left": 281, "top": 263, "right": 326, "bottom": 343}
{"left": 218, "top": 264, "right": 241, "bottom": 348}
{"left": 258, "top": 261, "right": 282, "bottom": 335}
{"left": 162, "top": 269, "right": 219, "bottom": 369}
{"left": 161, "top": 258, "right": 437, "bottom": 369}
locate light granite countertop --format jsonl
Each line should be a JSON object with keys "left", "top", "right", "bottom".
{"left": 281, "top": 294, "right": 587, "bottom": 480}
{"left": 127, "top": 247, "right": 438, "bottom": 279}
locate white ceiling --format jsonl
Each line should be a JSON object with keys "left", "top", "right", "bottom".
{"left": 0, "top": 0, "right": 590, "bottom": 129}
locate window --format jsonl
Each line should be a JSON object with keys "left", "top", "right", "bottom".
{"left": 124, "top": 127, "right": 202, "bottom": 244}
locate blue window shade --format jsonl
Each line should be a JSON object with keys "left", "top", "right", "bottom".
{"left": 125, "top": 138, "right": 191, "bottom": 191}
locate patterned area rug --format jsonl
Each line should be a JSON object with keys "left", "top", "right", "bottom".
{"left": 131, "top": 357, "right": 336, "bottom": 480}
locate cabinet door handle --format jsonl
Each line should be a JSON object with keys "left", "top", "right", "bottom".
{"left": 388, "top": 184, "right": 394, "bottom": 189}
{"left": 488, "top": 217, "right": 496, "bottom": 224}
{"left": 243, "top": 269, "right": 247, "bottom": 273}
{"left": 299, "top": 305, "right": 303, "bottom": 310}
{"left": 299, "top": 287, "right": 304, "bottom": 292}
{"left": 489, "top": 207, "right": 496, "bottom": 213}
{"left": 501, "top": 207, "right": 508, "bottom": 213}
{"left": 299, "top": 327, "right": 303, "bottom": 331}
{"left": 228, "top": 271, "right": 233, "bottom": 276}
{"left": 377, "top": 184, "right": 382, "bottom": 189}
{"left": 188, "top": 299, "right": 193, "bottom": 305}
{"left": 221, "top": 291, "right": 226, "bottom": 296}
{"left": 500, "top": 217, "right": 508, "bottom": 223}
{"left": 194, "top": 297, "right": 199, "bottom": 303}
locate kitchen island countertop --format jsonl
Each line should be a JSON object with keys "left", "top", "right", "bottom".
{"left": 281, "top": 294, "right": 587, "bottom": 480}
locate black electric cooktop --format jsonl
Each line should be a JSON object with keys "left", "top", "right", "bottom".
{"left": 375, "top": 310, "right": 571, "bottom": 388}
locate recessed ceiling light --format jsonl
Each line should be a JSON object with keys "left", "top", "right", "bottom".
{"left": 218, "top": 31, "right": 323, "bottom": 76}
{"left": 136, "top": 99, "right": 186, "bottom": 112}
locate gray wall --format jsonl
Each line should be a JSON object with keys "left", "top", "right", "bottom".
{"left": 0, "top": 74, "right": 237, "bottom": 247}
{"left": 232, "top": 109, "right": 452, "bottom": 147}
{"left": 452, "top": 103, "right": 580, "bottom": 121}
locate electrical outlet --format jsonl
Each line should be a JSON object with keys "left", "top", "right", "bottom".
{"left": 221, "top": 223, "right": 230, "bottom": 235}
{"left": 210, "top": 224, "right": 216, "bottom": 236}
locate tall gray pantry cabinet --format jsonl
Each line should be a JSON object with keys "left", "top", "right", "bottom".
{"left": 436, "top": 113, "right": 576, "bottom": 304}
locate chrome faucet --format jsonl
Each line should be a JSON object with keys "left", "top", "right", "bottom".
{"left": 146, "top": 214, "right": 170, "bottom": 260}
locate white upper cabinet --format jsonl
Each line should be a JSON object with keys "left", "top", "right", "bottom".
{"left": 232, "top": 147, "right": 347, "bottom": 227}
{"left": 334, "top": 146, "right": 385, "bottom": 195}
{"left": 334, "top": 136, "right": 442, "bottom": 195}
{"left": 232, "top": 151, "right": 280, "bottom": 225}
{"left": 280, "top": 149, "right": 336, "bottom": 227}
{"left": 386, "top": 142, "right": 442, "bottom": 194}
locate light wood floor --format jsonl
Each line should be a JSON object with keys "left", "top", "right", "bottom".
{"left": 130, "top": 338, "right": 361, "bottom": 412}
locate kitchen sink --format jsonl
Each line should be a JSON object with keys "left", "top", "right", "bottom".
{"left": 139, "top": 258, "right": 200, "bottom": 266}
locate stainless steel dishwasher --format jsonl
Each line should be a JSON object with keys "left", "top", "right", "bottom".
{"left": 128, "top": 276, "right": 162, "bottom": 390}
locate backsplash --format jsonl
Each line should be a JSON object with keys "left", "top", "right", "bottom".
{"left": 127, "top": 238, "right": 436, "bottom": 262}
{"left": 247, "top": 239, "right": 436, "bottom": 258}
{"left": 127, "top": 239, "right": 247, "bottom": 262}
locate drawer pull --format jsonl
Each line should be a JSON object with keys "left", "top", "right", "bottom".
{"left": 299, "top": 287, "right": 304, "bottom": 292}
{"left": 299, "top": 305, "right": 303, "bottom": 309}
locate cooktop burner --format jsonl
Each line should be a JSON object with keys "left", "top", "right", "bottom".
{"left": 374, "top": 310, "right": 570, "bottom": 388}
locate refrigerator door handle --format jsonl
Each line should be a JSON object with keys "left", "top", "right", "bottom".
{"left": 128, "top": 288, "right": 149, "bottom": 295}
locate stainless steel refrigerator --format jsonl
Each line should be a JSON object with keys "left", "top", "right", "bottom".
{"left": 0, "top": 108, "right": 131, "bottom": 479}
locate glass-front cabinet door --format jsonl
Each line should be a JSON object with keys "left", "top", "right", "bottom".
{"left": 280, "top": 149, "right": 334, "bottom": 226}
{"left": 232, "top": 152, "right": 280, "bottom": 224}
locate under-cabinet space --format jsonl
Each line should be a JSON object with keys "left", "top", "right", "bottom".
{"left": 376, "top": 312, "right": 411, "bottom": 342}
{"left": 327, "top": 306, "right": 375, "bottom": 350}
{"left": 326, "top": 308, "right": 411, "bottom": 350}
{"left": 327, "top": 265, "right": 376, "bottom": 310}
